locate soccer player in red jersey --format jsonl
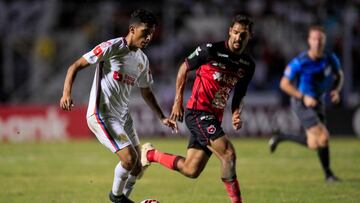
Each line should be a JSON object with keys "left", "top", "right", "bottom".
{"left": 141, "top": 14, "right": 255, "bottom": 203}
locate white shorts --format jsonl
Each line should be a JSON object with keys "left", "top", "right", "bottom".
{"left": 87, "top": 113, "right": 140, "bottom": 153}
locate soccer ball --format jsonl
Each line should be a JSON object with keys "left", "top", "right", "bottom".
{"left": 140, "top": 199, "right": 160, "bottom": 203}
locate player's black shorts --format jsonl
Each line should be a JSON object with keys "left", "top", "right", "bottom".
{"left": 291, "top": 97, "right": 326, "bottom": 129}
{"left": 185, "top": 109, "right": 225, "bottom": 156}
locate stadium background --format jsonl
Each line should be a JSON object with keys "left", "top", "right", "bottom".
{"left": 1, "top": 1, "right": 360, "bottom": 203}
{"left": 0, "top": 0, "right": 359, "bottom": 140}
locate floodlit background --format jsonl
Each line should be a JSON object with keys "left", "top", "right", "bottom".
{"left": 1, "top": 1, "right": 360, "bottom": 203}
{"left": 0, "top": 0, "right": 359, "bottom": 138}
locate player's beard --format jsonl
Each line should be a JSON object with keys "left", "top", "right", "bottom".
{"left": 232, "top": 41, "right": 243, "bottom": 52}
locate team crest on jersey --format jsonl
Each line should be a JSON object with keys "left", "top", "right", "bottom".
{"left": 213, "top": 72, "right": 222, "bottom": 81}
{"left": 119, "top": 134, "right": 128, "bottom": 142}
{"left": 138, "top": 63, "right": 144, "bottom": 71}
{"left": 237, "top": 69, "right": 245, "bottom": 78}
{"left": 207, "top": 125, "right": 216, "bottom": 134}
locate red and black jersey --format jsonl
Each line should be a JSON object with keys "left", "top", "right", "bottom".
{"left": 185, "top": 41, "right": 255, "bottom": 121}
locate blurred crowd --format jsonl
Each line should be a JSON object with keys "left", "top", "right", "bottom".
{"left": 0, "top": 0, "right": 359, "bottom": 107}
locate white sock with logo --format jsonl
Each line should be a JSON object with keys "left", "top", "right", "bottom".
{"left": 112, "top": 162, "right": 130, "bottom": 196}
{"left": 123, "top": 174, "right": 137, "bottom": 197}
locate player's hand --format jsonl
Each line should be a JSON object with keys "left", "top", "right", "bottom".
{"left": 303, "top": 95, "right": 317, "bottom": 108}
{"left": 170, "top": 103, "right": 184, "bottom": 122}
{"left": 60, "top": 94, "right": 74, "bottom": 111}
{"left": 330, "top": 90, "right": 340, "bottom": 104}
{"left": 161, "top": 117, "right": 178, "bottom": 133}
{"left": 232, "top": 110, "right": 243, "bottom": 130}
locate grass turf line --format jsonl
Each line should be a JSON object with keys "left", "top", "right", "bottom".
{"left": 0, "top": 138, "right": 359, "bottom": 203}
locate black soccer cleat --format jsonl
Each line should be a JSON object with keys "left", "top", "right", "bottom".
{"left": 268, "top": 135, "right": 280, "bottom": 153}
{"left": 326, "top": 175, "right": 341, "bottom": 183}
{"left": 109, "top": 191, "right": 134, "bottom": 203}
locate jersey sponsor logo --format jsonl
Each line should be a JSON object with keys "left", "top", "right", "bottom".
{"left": 213, "top": 71, "right": 239, "bottom": 85}
{"left": 93, "top": 41, "right": 112, "bottom": 57}
{"left": 211, "top": 62, "right": 226, "bottom": 69}
{"left": 217, "top": 52, "right": 229, "bottom": 58}
{"left": 113, "top": 71, "right": 135, "bottom": 86}
{"left": 93, "top": 46, "right": 103, "bottom": 57}
{"left": 239, "top": 58, "right": 250, "bottom": 66}
{"left": 207, "top": 125, "right": 216, "bottom": 134}
{"left": 188, "top": 46, "right": 202, "bottom": 59}
{"left": 212, "top": 87, "right": 231, "bottom": 109}
{"left": 100, "top": 41, "right": 112, "bottom": 48}
{"left": 200, "top": 115, "right": 216, "bottom": 121}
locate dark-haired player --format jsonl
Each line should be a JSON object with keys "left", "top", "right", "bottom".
{"left": 60, "top": 9, "right": 177, "bottom": 203}
{"left": 269, "top": 25, "right": 343, "bottom": 182}
{"left": 142, "top": 15, "right": 255, "bottom": 203}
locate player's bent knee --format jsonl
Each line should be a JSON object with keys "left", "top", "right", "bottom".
{"left": 318, "top": 134, "right": 329, "bottom": 147}
{"left": 182, "top": 167, "right": 202, "bottom": 179}
{"left": 307, "top": 139, "right": 318, "bottom": 150}
{"left": 222, "top": 150, "right": 236, "bottom": 163}
{"left": 121, "top": 155, "right": 139, "bottom": 170}
{"left": 131, "top": 161, "right": 143, "bottom": 175}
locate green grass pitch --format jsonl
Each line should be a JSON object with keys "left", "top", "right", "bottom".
{"left": 1, "top": 137, "right": 360, "bottom": 203}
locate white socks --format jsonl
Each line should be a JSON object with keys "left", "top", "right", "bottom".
{"left": 111, "top": 162, "right": 138, "bottom": 197}
{"left": 123, "top": 174, "right": 137, "bottom": 197}
{"left": 112, "top": 162, "right": 130, "bottom": 196}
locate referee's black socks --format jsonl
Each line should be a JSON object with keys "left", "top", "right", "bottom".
{"left": 317, "top": 146, "right": 333, "bottom": 177}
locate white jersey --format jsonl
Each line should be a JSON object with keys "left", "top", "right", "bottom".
{"left": 83, "top": 37, "right": 153, "bottom": 119}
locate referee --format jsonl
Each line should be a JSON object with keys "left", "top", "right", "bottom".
{"left": 269, "top": 25, "right": 343, "bottom": 182}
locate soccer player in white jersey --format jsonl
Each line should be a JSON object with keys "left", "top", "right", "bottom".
{"left": 60, "top": 9, "right": 177, "bottom": 203}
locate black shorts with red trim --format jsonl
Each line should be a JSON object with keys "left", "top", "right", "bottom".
{"left": 185, "top": 109, "right": 225, "bottom": 156}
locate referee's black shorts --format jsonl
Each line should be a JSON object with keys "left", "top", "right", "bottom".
{"left": 291, "top": 97, "right": 326, "bottom": 129}
{"left": 184, "top": 109, "right": 225, "bottom": 156}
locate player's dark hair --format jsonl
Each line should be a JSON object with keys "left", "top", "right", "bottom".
{"left": 129, "top": 9, "right": 158, "bottom": 27}
{"left": 230, "top": 14, "right": 253, "bottom": 34}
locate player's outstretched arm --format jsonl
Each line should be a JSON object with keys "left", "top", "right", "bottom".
{"left": 140, "top": 87, "right": 178, "bottom": 132}
{"left": 170, "top": 62, "right": 188, "bottom": 122}
{"left": 60, "top": 57, "right": 90, "bottom": 111}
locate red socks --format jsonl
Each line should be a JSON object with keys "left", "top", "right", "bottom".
{"left": 222, "top": 176, "right": 242, "bottom": 203}
{"left": 147, "top": 149, "right": 180, "bottom": 170}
